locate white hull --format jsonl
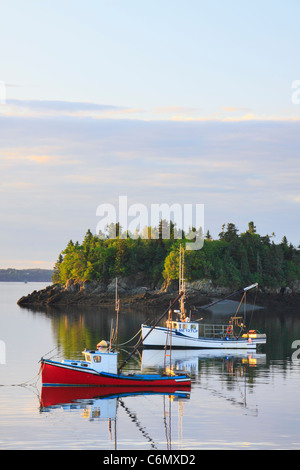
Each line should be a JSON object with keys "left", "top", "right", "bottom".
{"left": 142, "top": 325, "right": 266, "bottom": 349}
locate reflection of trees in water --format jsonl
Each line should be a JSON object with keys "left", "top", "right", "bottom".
{"left": 24, "top": 300, "right": 300, "bottom": 366}
{"left": 47, "top": 306, "right": 149, "bottom": 360}
{"left": 258, "top": 307, "right": 300, "bottom": 362}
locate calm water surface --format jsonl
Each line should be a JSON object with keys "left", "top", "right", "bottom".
{"left": 0, "top": 282, "right": 300, "bottom": 450}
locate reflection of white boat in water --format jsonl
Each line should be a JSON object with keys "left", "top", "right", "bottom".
{"left": 142, "top": 348, "right": 266, "bottom": 375}
{"left": 142, "top": 247, "right": 266, "bottom": 350}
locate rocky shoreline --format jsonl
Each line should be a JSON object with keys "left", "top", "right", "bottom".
{"left": 17, "top": 277, "right": 300, "bottom": 311}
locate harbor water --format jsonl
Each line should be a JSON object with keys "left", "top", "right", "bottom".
{"left": 1, "top": 282, "right": 300, "bottom": 450}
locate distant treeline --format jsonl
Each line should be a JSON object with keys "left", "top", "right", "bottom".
{"left": 52, "top": 221, "right": 300, "bottom": 290}
{"left": 0, "top": 269, "right": 53, "bottom": 282}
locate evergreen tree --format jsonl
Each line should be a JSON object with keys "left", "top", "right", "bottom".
{"left": 52, "top": 253, "right": 63, "bottom": 283}
{"left": 205, "top": 230, "right": 212, "bottom": 241}
{"left": 52, "top": 222, "right": 300, "bottom": 289}
{"left": 247, "top": 221, "right": 257, "bottom": 234}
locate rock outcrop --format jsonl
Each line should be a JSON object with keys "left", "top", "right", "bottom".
{"left": 17, "top": 276, "right": 300, "bottom": 309}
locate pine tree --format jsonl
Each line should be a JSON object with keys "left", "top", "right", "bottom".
{"left": 247, "top": 221, "right": 257, "bottom": 234}
{"left": 52, "top": 253, "right": 63, "bottom": 283}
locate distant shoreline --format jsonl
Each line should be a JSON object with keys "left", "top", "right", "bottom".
{"left": 0, "top": 268, "right": 53, "bottom": 283}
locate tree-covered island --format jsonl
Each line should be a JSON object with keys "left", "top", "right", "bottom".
{"left": 52, "top": 221, "right": 300, "bottom": 292}
{"left": 17, "top": 221, "right": 300, "bottom": 308}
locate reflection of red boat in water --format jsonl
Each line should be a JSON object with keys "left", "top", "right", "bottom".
{"left": 40, "top": 384, "right": 190, "bottom": 449}
{"left": 40, "top": 385, "right": 191, "bottom": 410}
{"left": 41, "top": 347, "right": 191, "bottom": 388}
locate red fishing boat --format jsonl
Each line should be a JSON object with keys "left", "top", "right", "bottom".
{"left": 41, "top": 279, "right": 191, "bottom": 388}
{"left": 40, "top": 346, "right": 191, "bottom": 387}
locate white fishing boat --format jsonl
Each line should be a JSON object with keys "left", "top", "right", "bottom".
{"left": 142, "top": 319, "right": 266, "bottom": 349}
{"left": 142, "top": 247, "right": 266, "bottom": 350}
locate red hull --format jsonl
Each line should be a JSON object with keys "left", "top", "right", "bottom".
{"left": 41, "top": 359, "right": 191, "bottom": 387}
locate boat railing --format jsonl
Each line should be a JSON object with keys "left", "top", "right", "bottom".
{"left": 198, "top": 323, "right": 230, "bottom": 338}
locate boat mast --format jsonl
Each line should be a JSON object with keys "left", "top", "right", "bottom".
{"left": 110, "top": 277, "right": 120, "bottom": 350}
{"left": 179, "top": 244, "right": 186, "bottom": 320}
{"left": 118, "top": 290, "right": 184, "bottom": 374}
{"left": 115, "top": 277, "right": 120, "bottom": 348}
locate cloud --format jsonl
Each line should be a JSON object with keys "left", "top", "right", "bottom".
{"left": 2, "top": 98, "right": 300, "bottom": 123}
{"left": 0, "top": 180, "right": 35, "bottom": 190}
{"left": 0, "top": 112, "right": 299, "bottom": 267}
{"left": 2, "top": 99, "right": 142, "bottom": 119}
{"left": 221, "top": 107, "right": 251, "bottom": 113}
{"left": 7, "top": 99, "right": 123, "bottom": 113}
{"left": 154, "top": 106, "right": 201, "bottom": 115}
{"left": 0, "top": 258, "right": 54, "bottom": 269}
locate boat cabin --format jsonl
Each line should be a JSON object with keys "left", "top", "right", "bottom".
{"left": 166, "top": 319, "right": 199, "bottom": 338}
{"left": 61, "top": 348, "right": 118, "bottom": 374}
{"left": 82, "top": 349, "right": 118, "bottom": 374}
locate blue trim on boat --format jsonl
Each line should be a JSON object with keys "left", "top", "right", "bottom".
{"left": 142, "top": 325, "right": 256, "bottom": 342}
{"left": 41, "top": 358, "right": 190, "bottom": 384}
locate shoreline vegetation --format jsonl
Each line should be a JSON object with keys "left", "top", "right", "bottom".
{"left": 17, "top": 221, "right": 300, "bottom": 310}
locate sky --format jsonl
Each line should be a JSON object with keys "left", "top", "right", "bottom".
{"left": 0, "top": 0, "right": 300, "bottom": 269}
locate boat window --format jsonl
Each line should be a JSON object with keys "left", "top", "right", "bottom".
{"left": 81, "top": 363, "right": 88, "bottom": 367}
{"left": 172, "top": 322, "right": 178, "bottom": 329}
{"left": 182, "top": 323, "right": 188, "bottom": 329}
{"left": 85, "top": 354, "right": 92, "bottom": 362}
{"left": 93, "top": 356, "right": 102, "bottom": 363}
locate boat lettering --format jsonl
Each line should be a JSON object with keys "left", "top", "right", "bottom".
{"left": 177, "top": 324, "right": 197, "bottom": 334}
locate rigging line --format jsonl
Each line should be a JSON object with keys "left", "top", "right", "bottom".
{"left": 39, "top": 345, "right": 59, "bottom": 360}
{"left": 248, "top": 285, "right": 258, "bottom": 330}
{"left": 113, "top": 328, "right": 142, "bottom": 347}
{"left": 232, "top": 292, "right": 246, "bottom": 319}
{"left": 132, "top": 330, "right": 143, "bottom": 350}
{"left": 0, "top": 365, "right": 42, "bottom": 388}
{"left": 164, "top": 309, "right": 173, "bottom": 373}
{"left": 232, "top": 291, "right": 247, "bottom": 339}
{"left": 118, "top": 291, "right": 184, "bottom": 374}
{"left": 192, "top": 287, "right": 246, "bottom": 315}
